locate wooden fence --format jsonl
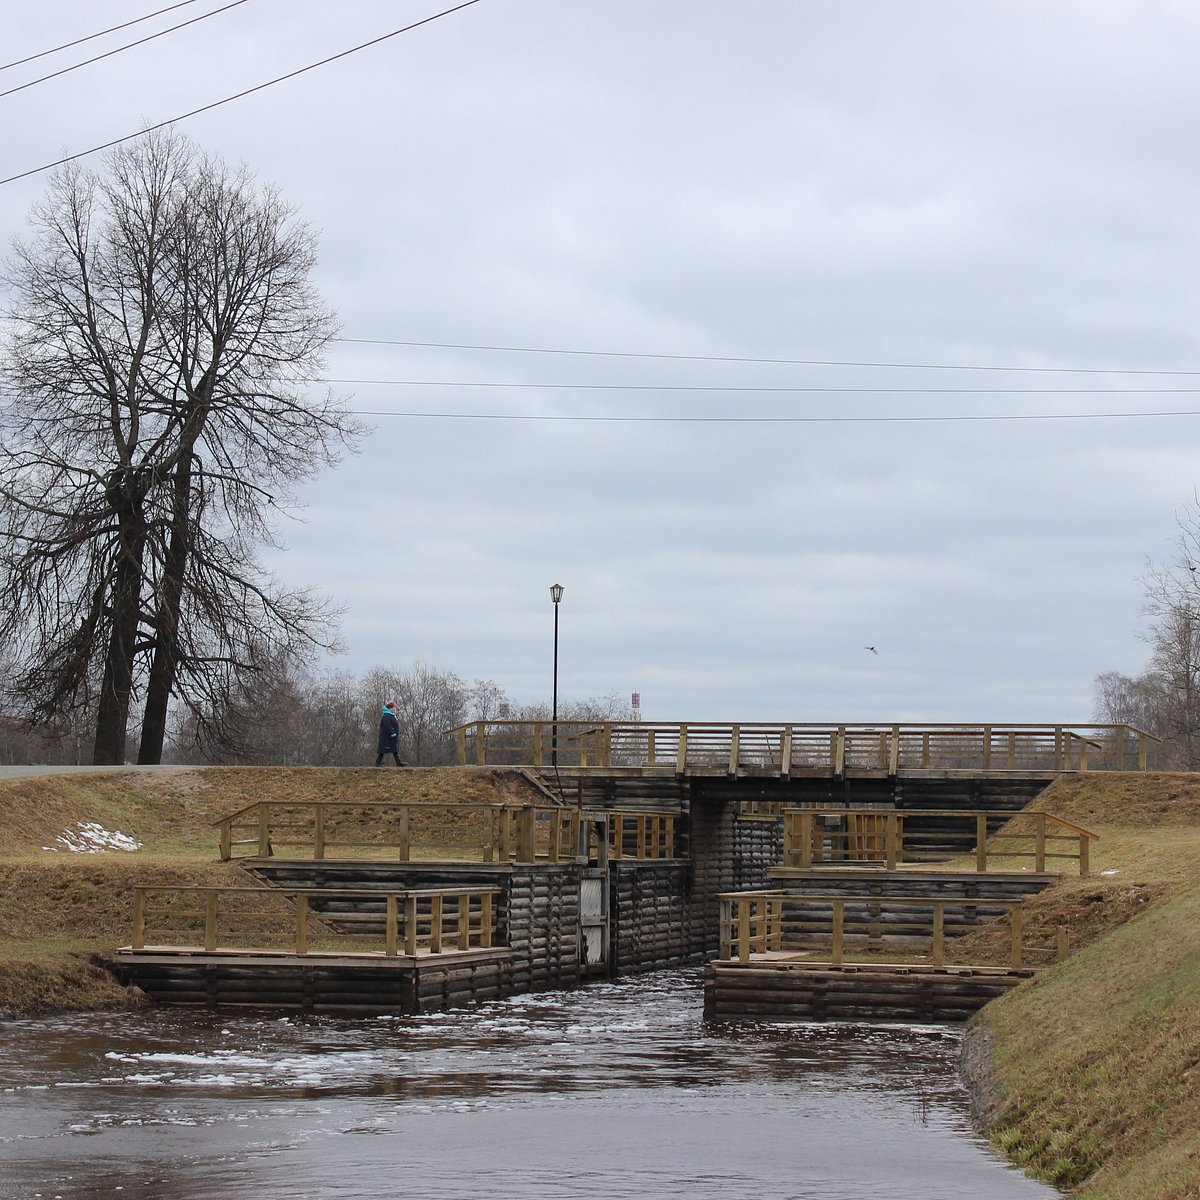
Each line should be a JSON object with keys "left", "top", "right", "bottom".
{"left": 718, "top": 890, "right": 1067, "bottom": 970}
{"left": 215, "top": 802, "right": 680, "bottom": 864}
{"left": 781, "top": 808, "right": 1097, "bottom": 875}
{"left": 130, "top": 885, "right": 501, "bottom": 957}
{"left": 445, "top": 721, "right": 1159, "bottom": 774}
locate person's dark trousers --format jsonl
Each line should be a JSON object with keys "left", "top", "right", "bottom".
{"left": 375, "top": 752, "right": 405, "bottom": 766}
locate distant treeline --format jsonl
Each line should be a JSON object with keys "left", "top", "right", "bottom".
{"left": 0, "top": 658, "right": 634, "bottom": 768}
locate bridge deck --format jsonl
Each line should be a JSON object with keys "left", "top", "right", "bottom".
{"left": 446, "top": 720, "right": 1159, "bottom": 776}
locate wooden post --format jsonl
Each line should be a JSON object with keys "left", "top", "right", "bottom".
{"left": 204, "top": 892, "right": 219, "bottom": 952}
{"left": 737, "top": 900, "right": 750, "bottom": 964}
{"left": 1138, "top": 730, "right": 1149, "bottom": 771}
{"left": 296, "top": 894, "right": 309, "bottom": 956}
{"left": 386, "top": 894, "right": 398, "bottom": 956}
{"left": 475, "top": 720, "right": 487, "bottom": 765}
{"left": 1054, "top": 726, "right": 1064, "bottom": 772}
{"left": 832, "top": 900, "right": 844, "bottom": 965}
{"left": 218, "top": 822, "right": 231, "bottom": 862}
{"left": 1009, "top": 904, "right": 1024, "bottom": 969}
{"left": 1079, "top": 834, "right": 1090, "bottom": 878}
{"left": 676, "top": 725, "right": 689, "bottom": 774}
{"left": 257, "top": 806, "right": 271, "bottom": 859}
{"left": 1035, "top": 815, "right": 1047, "bottom": 873}
{"left": 1057, "top": 925, "right": 1069, "bottom": 962}
{"left": 889, "top": 724, "right": 900, "bottom": 775}
{"left": 799, "top": 811, "right": 814, "bottom": 869}
{"left": 719, "top": 897, "right": 731, "bottom": 960}
{"left": 835, "top": 726, "right": 846, "bottom": 776}
{"left": 314, "top": 805, "right": 326, "bottom": 861}
{"left": 612, "top": 814, "right": 625, "bottom": 861}
{"left": 430, "top": 894, "right": 444, "bottom": 954}
{"left": 982, "top": 725, "right": 992, "bottom": 772}
{"left": 646, "top": 728, "right": 657, "bottom": 766}
{"left": 404, "top": 895, "right": 418, "bottom": 956}
{"left": 728, "top": 725, "right": 740, "bottom": 775}
{"left": 1115, "top": 725, "right": 1126, "bottom": 771}
{"left": 548, "top": 812, "right": 562, "bottom": 863}
{"left": 975, "top": 814, "right": 988, "bottom": 872}
{"left": 780, "top": 726, "right": 793, "bottom": 779}
{"left": 931, "top": 903, "right": 945, "bottom": 967}
{"left": 518, "top": 807, "right": 536, "bottom": 863}
{"left": 456, "top": 725, "right": 467, "bottom": 765}
{"left": 532, "top": 722, "right": 543, "bottom": 768}
{"left": 636, "top": 815, "right": 647, "bottom": 860}
{"left": 132, "top": 889, "right": 146, "bottom": 950}
{"left": 885, "top": 812, "right": 899, "bottom": 871}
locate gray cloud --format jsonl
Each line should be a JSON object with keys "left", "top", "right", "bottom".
{"left": 3, "top": 0, "right": 1197, "bottom": 723}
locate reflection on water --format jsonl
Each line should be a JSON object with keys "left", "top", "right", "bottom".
{"left": 0, "top": 969, "right": 1056, "bottom": 1200}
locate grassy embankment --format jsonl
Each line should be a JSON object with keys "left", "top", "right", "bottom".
{"left": 3, "top": 765, "right": 1199, "bottom": 1198}
{"left": 0, "top": 765, "right": 544, "bottom": 1017}
{"left": 961, "top": 773, "right": 1200, "bottom": 1200}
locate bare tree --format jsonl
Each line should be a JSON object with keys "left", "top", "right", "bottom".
{"left": 1094, "top": 494, "right": 1200, "bottom": 767}
{"left": 0, "top": 130, "right": 362, "bottom": 764}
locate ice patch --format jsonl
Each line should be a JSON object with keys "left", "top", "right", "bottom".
{"left": 43, "top": 822, "right": 142, "bottom": 853}
{"left": 1101, "top": 868, "right": 1120, "bottom": 875}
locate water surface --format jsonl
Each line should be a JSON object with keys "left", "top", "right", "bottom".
{"left": 0, "top": 969, "right": 1056, "bottom": 1199}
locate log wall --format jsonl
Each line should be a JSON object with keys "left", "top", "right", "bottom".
{"left": 119, "top": 951, "right": 514, "bottom": 1016}
{"left": 703, "top": 960, "right": 1034, "bottom": 1023}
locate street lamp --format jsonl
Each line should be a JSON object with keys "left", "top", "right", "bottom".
{"left": 550, "top": 583, "right": 564, "bottom": 766}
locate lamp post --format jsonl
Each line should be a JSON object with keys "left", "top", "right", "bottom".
{"left": 550, "top": 583, "right": 564, "bottom": 766}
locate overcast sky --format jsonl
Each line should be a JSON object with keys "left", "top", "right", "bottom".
{"left": 4, "top": 0, "right": 1200, "bottom": 723}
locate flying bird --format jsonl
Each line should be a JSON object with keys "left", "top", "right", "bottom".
{"left": 864, "top": 646, "right": 878, "bottom": 655}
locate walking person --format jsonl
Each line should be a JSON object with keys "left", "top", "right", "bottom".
{"left": 375, "top": 701, "right": 406, "bottom": 766}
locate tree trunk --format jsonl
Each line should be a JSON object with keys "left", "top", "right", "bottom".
{"left": 93, "top": 533, "right": 146, "bottom": 765}
{"left": 137, "top": 456, "right": 194, "bottom": 765}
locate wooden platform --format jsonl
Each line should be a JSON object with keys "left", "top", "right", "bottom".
{"left": 703, "top": 958, "right": 1034, "bottom": 1023}
{"left": 114, "top": 945, "right": 516, "bottom": 1016}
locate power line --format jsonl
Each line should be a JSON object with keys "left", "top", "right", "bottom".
{"left": 338, "top": 337, "right": 1200, "bottom": 377}
{"left": 0, "top": 0, "right": 486, "bottom": 187}
{"left": 0, "top": 0, "right": 211, "bottom": 72}
{"left": 0, "top": 0, "right": 253, "bottom": 101}
{"left": 350, "top": 407, "right": 1200, "bottom": 424}
{"left": 321, "top": 377, "right": 1200, "bottom": 394}
{"left": 1, "top": 382, "right": 1196, "bottom": 423}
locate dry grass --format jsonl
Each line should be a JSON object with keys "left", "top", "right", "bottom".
{"left": 0, "top": 765, "right": 549, "bottom": 1016}
{"left": 969, "top": 772, "right": 1200, "bottom": 1199}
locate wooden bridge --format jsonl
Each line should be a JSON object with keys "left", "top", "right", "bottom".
{"left": 446, "top": 720, "right": 1158, "bottom": 776}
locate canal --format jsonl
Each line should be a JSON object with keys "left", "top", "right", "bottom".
{"left": 0, "top": 969, "right": 1056, "bottom": 1199}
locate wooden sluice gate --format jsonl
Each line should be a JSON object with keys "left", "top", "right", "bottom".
{"left": 114, "top": 755, "right": 1104, "bottom": 1021}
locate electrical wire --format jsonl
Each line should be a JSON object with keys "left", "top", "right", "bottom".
{"left": 320, "top": 378, "right": 1200, "bottom": 394}
{"left": 350, "top": 408, "right": 1200, "bottom": 424}
{"left": 0, "top": 0, "right": 486, "bottom": 188}
{"left": 0, "top": 0, "right": 211, "bottom": 72}
{"left": 0, "top": 0, "right": 253, "bottom": 101}
{"left": 337, "top": 338, "right": 1200, "bottom": 377}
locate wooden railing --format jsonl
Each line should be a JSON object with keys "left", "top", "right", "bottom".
{"left": 781, "top": 808, "right": 1098, "bottom": 876}
{"left": 215, "top": 802, "right": 681, "bottom": 864}
{"left": 718, "top": 890, "right": 1068, "bottom": 970}
{"left": 445, "top": 721, "right": 1160, "bottom": 774}
{"left": 130, "top": 885, "right": 501, "bottom": 957}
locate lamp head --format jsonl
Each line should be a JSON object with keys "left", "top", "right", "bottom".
{"left": 549, "top": 583, "right": 564, "bottom": 604}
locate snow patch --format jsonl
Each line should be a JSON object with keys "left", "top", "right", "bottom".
{"left": 42, "top": 822, "right": 142, "bottom": 853}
